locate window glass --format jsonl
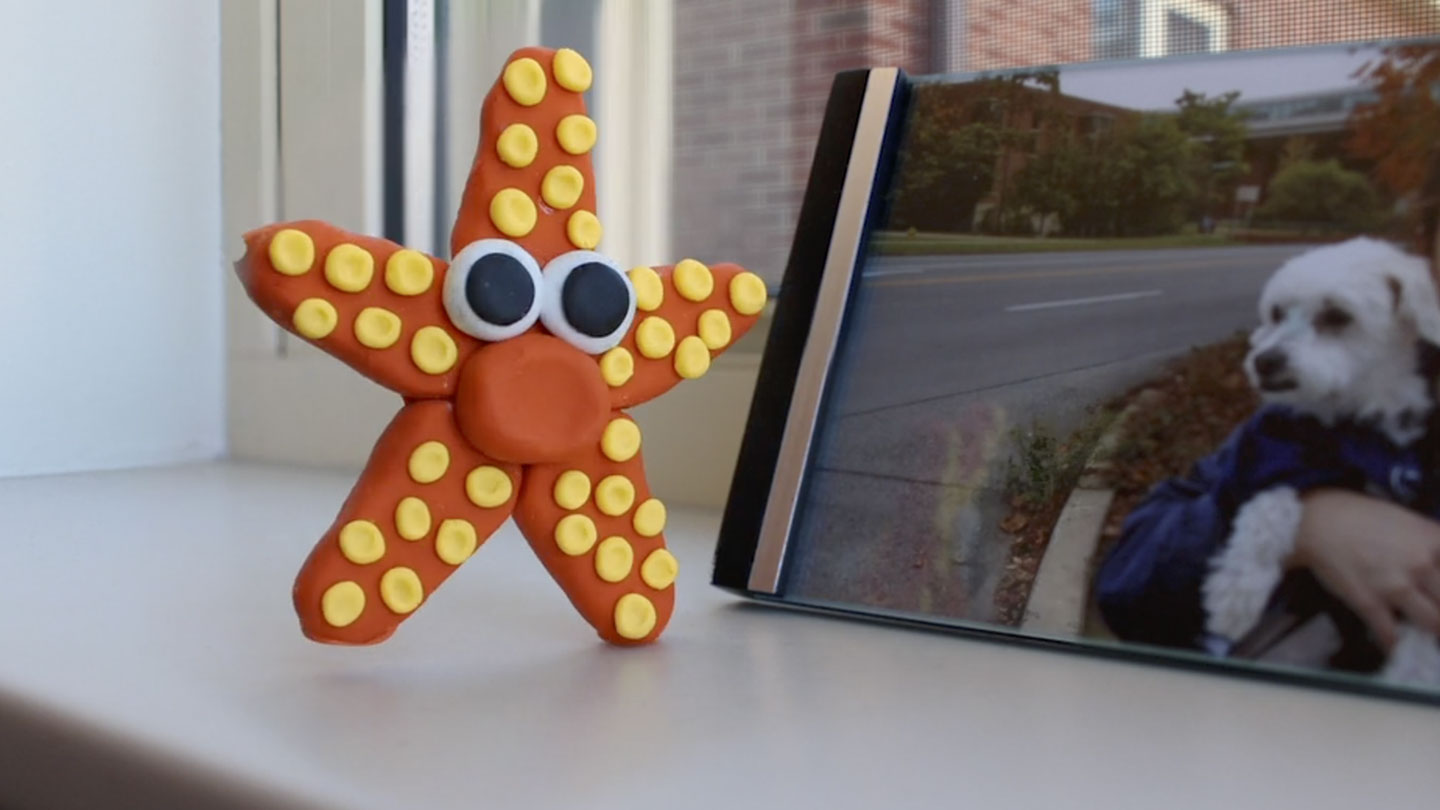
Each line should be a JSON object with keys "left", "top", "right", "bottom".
{"left": 427, "top": 2, "right": 1438, "bottom": 285}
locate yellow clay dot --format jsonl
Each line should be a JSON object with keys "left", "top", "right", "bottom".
{"left": 635, "top": 316, "right": 676, "bottom": 359}
{"left": 490, "top": 188, "right": 538, "bottom": 238}
{"left": 633, "top": 498, "right": 667, "bottom": 538}
{"left": 555, "top": 513, "right": 598, "bottom": 556}
{"left": 673, "top": 259, "right": 715, "bottom": 302}
{"left": 269, "top": 228, "right": 315, "bottom": 276}
{"left": 599, "top": 346, "right": 635, "bottom": 387}
{"left": 411, "top": 326, "right": 459, "bottom": 374}
{"left": 394, "top": 496, "right": 431, "bottom": 541}
{"left": 292, "top": 298, "right": 338, "bottom": 339}
{"left": 674, "top": 335, "right": 711, "bottom": 380}
{"left": 541, "top": 165, "right": 585, "bottom": 210}
{"left": 466, "top": 465, "right": 513, "bottom": 508}
{"left": 730, "top": 271, "right": 768, "bottom": 316}
{"left": 556, "top": 114, "right": 597, "bottom": 155}
{"left": 338, "top": 520, "right": 386, "bottom": 565}
{"left": 552, "top": 48, "right": 593, "bottom": 93}
{"left": 502, "top": 57, "right": 547, "bottom": 106}
{"left": 496, "top": 122, "right": 539, "bottom": 168}
{"left": 354, "top": 307, "right": 402, "bottom": 349}
{"left": 594, "top": 536, "right": 634, "bottom": 583}
{"left": 697, "top": 309, "right": 732, "bottom": 350}
{"left": 379, "top": 566, "right": 425, "bottom": 614}
{"left": 324, "top": 243, "right": 375, "bottom": 292}
{"left": 435, "top": 518, "right": 478, "bottom": 565}
{"left": 321, "top": 581, "right": 366, "bottom": 627}
{"left": 640, "top": 548, "right": 679, "bottom": 590}
{"left": 408, "top": 441, "right": 450, "bottom": 484}
{"left": 566, "top": 210, "right": 602, "bottom": 249}
{"left": 385, "top": 249, "right": 434, "bottom": 295}
{"left": 595, "top": 474, "right": 637, "bottom": 517}
{"left": 614, "top": 593, "right": 657, "bottom": 640}
{"left": 553, "top": 470, "right": 592, "bottom": 511}
{"left": 629, "top": 266, "right": 663, "bottom": 311}
{"left": 601, "top": 418, "right": 641, "bottom": 463}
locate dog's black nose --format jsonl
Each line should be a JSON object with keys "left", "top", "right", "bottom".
{"left": 1253, "top": 348, "right": 1288, "bottom": 378}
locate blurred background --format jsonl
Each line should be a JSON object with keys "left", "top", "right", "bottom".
{"left": 3, "top": 0, "right": 1438, "bottom": 508}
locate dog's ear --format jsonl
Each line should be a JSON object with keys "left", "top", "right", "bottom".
{"left": 1386, "top": 266, "right": 1440, "bottom": 344}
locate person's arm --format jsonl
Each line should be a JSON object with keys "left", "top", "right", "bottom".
{"left": 1290, "top": 488, "right": 1440, "bottom": 650}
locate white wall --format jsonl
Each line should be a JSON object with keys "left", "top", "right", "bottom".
{"left": 0, "top": 1, "right": 225, "bottom": 477}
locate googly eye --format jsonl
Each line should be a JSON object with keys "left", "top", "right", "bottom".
{"left": 443, "top": 239, "right": 543, "bottom": 341}
{"left": 540, "top": 251, "right": 636, "bottom": 354}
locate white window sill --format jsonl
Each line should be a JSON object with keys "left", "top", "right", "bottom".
{"left": 0, "top": 461, "right": 1432, "bottom": 809}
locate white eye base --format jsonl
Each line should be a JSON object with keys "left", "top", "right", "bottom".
{"left": 444, "top": 239, "right": 543, "bottom": 341}
{"left": 540, "top": 251, "right": 637, "bottom": 354}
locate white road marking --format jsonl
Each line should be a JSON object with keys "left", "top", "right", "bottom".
{"left": 863, "top": 266, "right": 927, "bottom": 277}
{"left": 1005, "top": 289, "right": 1162, "bottom": 312}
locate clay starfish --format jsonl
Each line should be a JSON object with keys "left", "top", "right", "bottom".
{"left": 234, "top": 47, "right": 766, "bottom": 645}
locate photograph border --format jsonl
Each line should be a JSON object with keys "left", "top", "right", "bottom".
{"left": 713, "top": 41, "right": 1440, "bottom": 707}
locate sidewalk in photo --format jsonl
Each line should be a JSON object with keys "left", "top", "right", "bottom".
{"left": 1020, "top": 390, "right": 1161, "bottom": 636}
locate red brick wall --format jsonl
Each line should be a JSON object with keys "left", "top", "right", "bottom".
{"left": 1230, "top": 0, "right": 1439, "bottom": 49}
{"left": 788, "top": 1, "right": 929, "bottom": 189}
{"left": 672, "top": 0, "right": 930, "bottom": 281}
{"left": 957, "top": 0, "right": 1092, "bottom": 71}
{"left": 954, "top": 0, "right": 1438, "bottom": 72}
{"left": 671, "top": 0, "right": 797, "bottom": 280}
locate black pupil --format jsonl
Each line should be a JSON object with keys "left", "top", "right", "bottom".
{"left": 465, "top": 253, "right": 535, "bottom": 326}
{"left": 562, "top": 263, "right": 629, "bottom": 338}
{"left": 1318, "top": 308, "right": 1352, "bottom": 330}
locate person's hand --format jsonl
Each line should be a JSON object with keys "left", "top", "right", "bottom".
{"left": 1290, "top": 488, "right": 1440, "bottom": 649}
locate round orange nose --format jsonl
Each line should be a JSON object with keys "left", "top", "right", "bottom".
{"left": 455, "top": 334, "right": 610, "bottom": 464}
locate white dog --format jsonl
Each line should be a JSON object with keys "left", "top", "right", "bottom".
{"left": 1202, "top": 237, "right": 1440, "bottom": 686}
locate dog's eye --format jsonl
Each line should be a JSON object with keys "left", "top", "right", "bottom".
{"left": 1315, "top": 307, "right": 1353, "bottom": 332}
{"left": 1270, "top": 305, "right": 1284, "bottom": 323}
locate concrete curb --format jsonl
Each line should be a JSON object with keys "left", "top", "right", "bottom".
{"left": 1020, "top": 390, "right": 1161, "bottom": 635}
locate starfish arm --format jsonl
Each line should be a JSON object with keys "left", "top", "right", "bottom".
{"left": 513, "top": 412, "right": 677, "bottom": 645}
{"left": 602, "top": 260, "right": 768, "bottom": 408}
{"left": 293, "top": 400, "right": 520, "bottom": 644}
{"left": 236, "top": 220, "right": 480, "bottom": 398}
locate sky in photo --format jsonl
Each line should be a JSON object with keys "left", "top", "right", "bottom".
{"left": 1057, "top": 43, "right": 1382, "bottom": 110}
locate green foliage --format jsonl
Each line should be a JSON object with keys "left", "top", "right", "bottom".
{"left": 1117, "top": 114, "right": 1198, "bottom": 235}
{"left": 1278, "top": 136, "right": 1317, "bottom": 170}
{"left": 887, "top": 70, "right": 1060, "bottom": 233}
{"left": 887, "top": 115, "right": 1001, "bottom": 232}
{"left": 1012, "top": 113, "right": 1193, "bottom": 237}
{"left": 1005, "top": 423, "right": 1067, "bottom": 510}
{"left": 889, "top": 80, "right": 1252, "bottom": 238}
{"left": 1173, "top": 90, "right": 1251, "bottom": 220}
{"left": 1255, "top": 158, "right": 1386, "bottom": 232}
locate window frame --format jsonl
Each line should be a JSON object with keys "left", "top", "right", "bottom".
{"left": 221, "top": 0, "right": 758, "bottom": 506}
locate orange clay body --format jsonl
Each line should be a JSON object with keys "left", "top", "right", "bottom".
{"left": 234, "top": 47, "right": 766, "bottom": 645}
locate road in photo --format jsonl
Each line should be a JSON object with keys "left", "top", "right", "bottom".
{"left": 786, "top": 244, "right": 1315, "bottom": 623}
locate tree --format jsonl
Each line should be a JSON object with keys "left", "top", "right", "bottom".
{"left": 887, "top": 70, "right": 1060, "bottom": 233}
{"left": 1347, "top": 42, "right": 1440, "bottom": 199}
{"left": 1013, "top": 113, "right": 1194, "bottom": 238}
{"left": 975, "top": 69, "right": 1061, "bottom": 226}
{"left": 1277, "top": 136, "right": 1317, "bottom": 171}
{"left": 1255, "top": 159, "right": 1384, "bottom": 233}
{"left": 1113, "top": 113, "right": 1196, "bottom": 236}
{"left": 887, "top": 115, "right": 1001, "bottom": 233}
{"left": 1173, "top": 89, "right": 1250, "bottom": 222}
{"left": 1012, "top": 134, "right": 1087, "bottom": 233}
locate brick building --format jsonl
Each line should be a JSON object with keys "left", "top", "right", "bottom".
{"left": 672, "top": 0, "right": 1440, "bottom": 281}
{"left": 672, "top": 0, "right": 931, "bottom": 281}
